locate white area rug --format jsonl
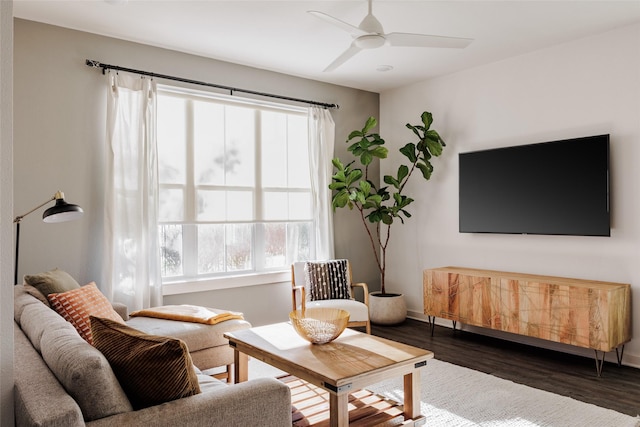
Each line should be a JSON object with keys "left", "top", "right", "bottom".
{"left": 249, "top": 358, "right": 639, "bottom": 427}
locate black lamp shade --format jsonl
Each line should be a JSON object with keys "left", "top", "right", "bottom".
{"left": 42, "top": 198, "right": 84, "bottom": 223}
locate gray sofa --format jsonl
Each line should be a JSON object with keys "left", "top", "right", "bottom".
{"left": 14, "top": 285, "right": 292, "bottom": 426}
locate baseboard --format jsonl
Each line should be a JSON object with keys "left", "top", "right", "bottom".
{"left": 405, "top": 309, "right": 640, "bottom": 369}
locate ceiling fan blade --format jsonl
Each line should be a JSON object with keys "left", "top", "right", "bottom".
{"left": 324, "top": 43, "right": 362, "bottom": 72}
{"left": 386, "top": 32, "right": 473, "bottom": 49}
{"left": 308, "top": 10, "right": 368, "bottom": 38}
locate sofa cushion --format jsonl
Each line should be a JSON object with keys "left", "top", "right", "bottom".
{"left": 48, "top": 282, "right": 125, "bottom": 345}
{"left": 24, "top": 268, "right": 80, "bottom": 298}
{"left": 91, "top": 316, "right": 201, "bottom": 410}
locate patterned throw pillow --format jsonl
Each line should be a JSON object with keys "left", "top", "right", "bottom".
{"left": 48, "top": 282, "right": 125, "bottom": 345}
{"left": 305, "top": 260, "right": 351, "bottom": 301}
{"left": 90, "top": 316, "right": 201, "bottom": 410}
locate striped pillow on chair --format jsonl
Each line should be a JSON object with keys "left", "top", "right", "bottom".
{"left": 305, "top": 260, "right": 351, "bottom": 301}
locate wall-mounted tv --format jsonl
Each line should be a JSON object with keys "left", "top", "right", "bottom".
{"left": 459, "top": 134, "right": 610, "bottom": 237}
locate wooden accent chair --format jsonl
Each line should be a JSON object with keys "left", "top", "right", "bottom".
{"left": 291, "top": 260, "right": 371, "bottom": 334}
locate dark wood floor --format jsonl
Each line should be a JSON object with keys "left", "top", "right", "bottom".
{"left": 370, "top": 319, "right": 640, "bottom": 417}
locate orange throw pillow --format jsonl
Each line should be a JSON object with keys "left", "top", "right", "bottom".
{"left": 48, "top": 282, "right": 125, "bottom": 345}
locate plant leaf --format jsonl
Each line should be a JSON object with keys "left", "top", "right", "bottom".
{"left": 417, "top": 161, "right": 434, "bottom": 180}
{"left": 397, "top": 165, "right": 409, "bottom": 183}
{"left": 360, "top": 151, "right": 373, "bottom": 166}
{"left": 383, "top": 175, "right": 400, "bottom": 188}
{"left": 348, "top": 130, "right": 363, "bottom": 140}
{"left": 370, "top": 146, "right": 389, "bottom": 159}
{"left": 363, "top": 116, "right": 377, "bottom": 133}
{"left": 421, "top": 111, "right": 433, "bottom": 130}
{"left": 359, "top": 180, "right": 371, "bottom": 195}
{"left": 406, "top": 123, "right": 421, "bottom": 139}
{"left": 425, "top": 138, "right": 443, "bottom": 157}
{"left": 399, "top": 143, "right": 417, "bottom": 162}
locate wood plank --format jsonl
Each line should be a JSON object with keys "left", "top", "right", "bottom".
{"left": 283, "top": 375, "right": 405, "bottom": 427}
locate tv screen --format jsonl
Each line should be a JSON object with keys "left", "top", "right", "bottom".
{"left": 459, "top": 134, "right": 610, "bottom": 237}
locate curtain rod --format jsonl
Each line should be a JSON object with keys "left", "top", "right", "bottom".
{"left": 85, "top": 59, "right": 339, "bottom": 110}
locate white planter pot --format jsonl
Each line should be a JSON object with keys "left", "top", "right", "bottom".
{"left": 369, "top": 292, "right": 407, "bottom": 325}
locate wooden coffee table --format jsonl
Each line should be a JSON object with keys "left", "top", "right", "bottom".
{"left": 224, "top": 322, "right": 434, "bottom": 427}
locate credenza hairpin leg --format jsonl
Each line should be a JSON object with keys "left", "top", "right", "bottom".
{"left": 615, "top": 345, "right": 625, "bottom": 367}
{"left": 452, "top": 320, "right": 458, "bottom": 332}
{"left": 594, "top": 345, "right": 625, "bottom": 377}
{"left": 427, "top": 316, "right": 436, "bottom": 337}
{"left": 594, "top": 350, "right": 605, "bottom": 377}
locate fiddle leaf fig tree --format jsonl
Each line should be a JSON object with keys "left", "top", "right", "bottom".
{"left": 329, "top": 112, "right": 446, "bottom": 295}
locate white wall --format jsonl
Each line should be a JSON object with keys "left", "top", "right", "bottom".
{"left": 13, "top": 18, "right": 379, "bottom": 328}
{"left": 381, "top": 23, "right": 640, "bottom": 365}
{"left": 1, "top": 2, "right": 13, "bottom": 425}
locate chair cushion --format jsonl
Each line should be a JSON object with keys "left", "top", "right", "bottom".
{"left": 24, "top": 268, "right": 80, "bottom": 299}
{"left": 300, "top": 300, "right": 369, "bottom": 323}
{"left": 48, "top": 282, "right": 126, "bottom": 345}
{"left": 91, "top": 316, "right": 201, "bottom": 410}
{"left": 305, "top": 260, "right": 351, "bottom": 301}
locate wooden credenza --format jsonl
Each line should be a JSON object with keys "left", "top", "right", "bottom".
{"left": 423, "top": 267, "right": 631, "bottom": 355}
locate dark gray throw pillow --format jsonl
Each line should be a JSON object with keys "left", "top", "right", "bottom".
{"left": 24, "top": 268, "right": 80, "bottom": 297}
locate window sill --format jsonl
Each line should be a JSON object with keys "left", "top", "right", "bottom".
{"left": 162, "top": 270, "right": 291, "bottom": 296}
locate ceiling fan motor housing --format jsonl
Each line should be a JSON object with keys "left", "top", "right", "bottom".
{"left": 355, "top": 34, "right": 387, "bottom": 49}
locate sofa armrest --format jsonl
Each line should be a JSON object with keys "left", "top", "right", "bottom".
{"left": 111, "top": 302, "right": 129, "bottom": 321}
{"left": 87, "top": 377, "right": 291, "bottom": 427}
{"left": 14, "top": 322, "right": 85, "bottom": 427}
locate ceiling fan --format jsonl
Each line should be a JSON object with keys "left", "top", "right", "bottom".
{"left": 308, "top": 0, "right": 473, "bottom": 72}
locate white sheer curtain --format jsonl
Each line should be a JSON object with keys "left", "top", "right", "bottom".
{"left": 104, "top": 72, "right": 162, "bottom": 311}
{"left": 308, "top": 107, "right": 336, "bottom": 260}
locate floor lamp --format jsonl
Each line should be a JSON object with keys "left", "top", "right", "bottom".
{"left": 13, "top": 191, "right": 84, "bottom": 285}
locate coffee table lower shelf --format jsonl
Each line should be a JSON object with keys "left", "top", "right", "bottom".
{"left": 280, "top": 374, "right": 426, "bottom": 427}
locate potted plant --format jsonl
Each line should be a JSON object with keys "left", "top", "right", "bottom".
{"left": 330, "top": 111, "right": 446, "bottom": 324}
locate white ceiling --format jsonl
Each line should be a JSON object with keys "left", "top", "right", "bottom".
{"left": 13, "top": 1, "right": 640, "bottom": 93}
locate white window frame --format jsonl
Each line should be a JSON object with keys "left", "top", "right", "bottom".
{"left": 157, "top": 86, "right": 315, "bottom": 294}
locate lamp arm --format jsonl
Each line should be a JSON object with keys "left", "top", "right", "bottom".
{"left": 13, "top": 193, "right": 60, "bottom": 223}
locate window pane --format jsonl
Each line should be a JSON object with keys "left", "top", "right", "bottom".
{"left": 288, "top": 115, "right": 310, "bottom": 187}
{"left": 225, "top": 106, "right": 255, "bottom": 187}
{"left": 289, "top": 192, "right": 312, "bottom": 220}
{"left": 159, "top": 188, "right": 184, "bottom": 221}
{"left": 261, "top": 111, "right": 287, "bottom": 188}
{"left": 226, "top": 224, "right": 252, "bottom": 271}
{"left": 264, "top": 223, "right": 286, "bottom": 268}
{"left": 157, "top": 96, "right": 186, "bottom": 184}
{"left": 194, "top": 102, "right": 225, "bottom": 185}
{"left": 263, "top": 191, "right": 288, "bottom": 221}
{"left": 263, "top": 191, "right": 311, "bottom": 221}
{"left": 159, "top": 225, "right": 183, "bottom": 277}
{"left": 197, "top": 224, "right": 224, "bottom": 274}
{"left": 288, "top": 222, "right": 313, "bottom": 262}
{"left": 198, "top": 190, "right": 254, "bottom": 221}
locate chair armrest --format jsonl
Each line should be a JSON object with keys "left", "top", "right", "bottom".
{"left": 111, "top": 302, "right": 129, "bottom": 321}
{"left": 89, "top": 378, "right": 292, "bottom": 427}
{"left": 351, "top": 282, "right": 370, "bottom": 307}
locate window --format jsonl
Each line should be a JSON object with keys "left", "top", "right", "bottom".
{"left": 157, "top": 87, "right": 314, "bottom": 283}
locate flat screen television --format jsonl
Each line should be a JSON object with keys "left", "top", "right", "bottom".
{"left": 459, "top": 134, "right": 610, "bottom": 237}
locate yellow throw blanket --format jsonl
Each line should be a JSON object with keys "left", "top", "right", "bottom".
{"left": 130, "top": 304, "right": 244, "bottom": 325}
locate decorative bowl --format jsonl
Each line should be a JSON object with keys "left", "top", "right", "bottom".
{"left": 289, "top": 308, "right": 350, "bottom": 344}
